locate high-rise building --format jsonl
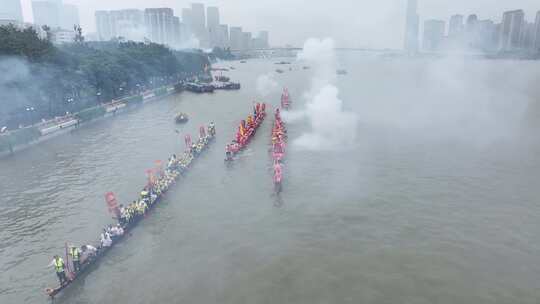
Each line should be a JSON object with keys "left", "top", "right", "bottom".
{"left": 476, "top": 19, "right": 496, "bottom": 50}
{"left": 466, "top": 14, "right": 478, "bottom": 32}
{"left": 423, "top": 19, "right": 445, "bottom": 51}
{"left": 499, "top": 10, "right": 525, "bottom": 51}
{"left": 241, "top": 32, "right": 252, "bottom": 50}
{"left": 492, "top": 23, "right": 501, "bottom": 49}
{"left": 403, "top": 0, "right": 419, "bottom": 53}
{"left": 172, "top": 16, "right": 181, "bottom": 47}
{"left": 60, "top": 4, "right": 79, "bottom": 30}
{"left": 229, "top": 26, "right": 242, "bottom": 50}
{"left": 257, "top": 31, "right": 269, "bottom": 48}
{"left": 95, "top": 11, "right": 112, "bottom": 41}
{"left": 95, "top": 9, "right": 145, "bottom": 42}
{"left": 111, "top": 9, "right": 144, "bottom": 40}
{"left": 144, "top": 8, "right": 175, "bottom": 46}
{"left": 191, "top": 3, "right": 205, "bottom": 30}
{"left": 448, "top": 14, "right": 464, "bottom": 37}
{"left": 206, "top": 6, "right": 219, "bottom": 28}
{"left": 32, "top": 0, "right": 61, "bottom": 28}
{"left": 181, "top": 8, "right": 192, "bottom": 42}
{"left": 206, "top": 6, "right": 220, "bottom": 47}
{"left": 218, "top": 24, "right": 229, "bottom": 48}
{"left": 534, "top": 11, "right": 540, "bottom": 51}
{"left": 0, "top": 0, "right": 24, "bottom": 22}
{"left": 190, "top": 3, "right": 207, "bottom": 47}
{"left": 520, "top": 22, "right": 536, "bottom": 49}
{"left": 181, "top": 8, "right": 191, "bottom": 30}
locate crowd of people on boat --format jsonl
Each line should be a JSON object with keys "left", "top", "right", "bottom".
{"left": 225, "top": 103, "right": 266, "bottom": 161}
{"left": 272, "top": 108, "right": 287, "bottom": 190}
{"left": 46, "top": 123, "right": 216, "bottom": 295}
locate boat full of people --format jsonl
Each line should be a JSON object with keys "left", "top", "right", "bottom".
{"left": 271, "top": 109, "right": 287, "bottom": 192}
{"left": 280, "top": 88, "right": 291, "bottom": 109}
{"left": 184, "top": 82, "right": 215, "bottom": 93}
{"left": 44, "top": 123, "right": 216, "bottom": 298}
{"left": 175, "top": 112, "right": 189, "bottom": 124}
{"left": 225, "top": 103, "right": 266, "bottom": 161}
{"left": 213, "top": 82, "right": 241, "bottom": 90}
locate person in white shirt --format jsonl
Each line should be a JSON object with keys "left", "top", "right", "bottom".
{"left": 80, "top": 245, "right": 98, "bottom": 263}
{"left": 100, "top": 231, "right": 112, "bottom": 248}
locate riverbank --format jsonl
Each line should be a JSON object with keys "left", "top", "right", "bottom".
{"left": 0, "top": 85, "right": 177, "bottom": 158}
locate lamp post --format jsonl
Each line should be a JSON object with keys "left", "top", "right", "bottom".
{"left": 25, "top": 107, "right": 35, "bottom": 126}
{"left": 66, "top": 97, "right": 74, "bottom": 115}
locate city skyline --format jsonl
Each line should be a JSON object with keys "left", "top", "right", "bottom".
{"left": 420, "top": 8, "right": 540, "bottom": 53}
{"left": 92, "top": 4, "right": 268, "bottom": 50}
{"left": 6, "top": 0, "right": 540, "bottom": 48}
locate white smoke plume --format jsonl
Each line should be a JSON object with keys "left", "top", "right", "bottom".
{"left": 289, "top": 38, "right": 358, "bottom": 150}
{"left": 256, "top": 73, "right": 279, "bottom": 97}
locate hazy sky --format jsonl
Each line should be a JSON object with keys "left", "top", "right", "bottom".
{"left": 19, "top": 0, "right": 540, "bottom": 48}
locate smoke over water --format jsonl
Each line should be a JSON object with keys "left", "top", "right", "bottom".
{"left": 288, "top": 38, "right": 358, "bottom": 150}
{"left": 0, "top": 57, "right": 33, "bottom": 126}
{"left": 256, "top": 73, "right": 279, "bottom": 97}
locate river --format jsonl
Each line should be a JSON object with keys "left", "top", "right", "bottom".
{"left": 1, "top": 54, "right": 540, "bottom": 303}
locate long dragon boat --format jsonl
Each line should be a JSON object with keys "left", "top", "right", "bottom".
{"left": 45, "top": 124, "right": 216, "bottom": 298}
{"left": 271, "top": 108, "right": 287, "bottom": 192}
{"left": 225, "top": 103, "right": 266, "bottom": 161}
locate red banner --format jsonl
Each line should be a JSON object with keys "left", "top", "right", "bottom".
{"left": 104, "top": 192, "right": 120, "bottom": 217}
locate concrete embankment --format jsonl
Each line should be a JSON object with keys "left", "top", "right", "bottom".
{"left": 0, "top": 86, "right": 177, "bottom": 158}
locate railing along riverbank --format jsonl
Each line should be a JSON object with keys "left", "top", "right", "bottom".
{"left": 0, "top": 85, "right": 177, "bottom": 158}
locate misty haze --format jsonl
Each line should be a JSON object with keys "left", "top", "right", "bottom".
{"left": 1, "top": 0, "right": 540, "bottom": 303}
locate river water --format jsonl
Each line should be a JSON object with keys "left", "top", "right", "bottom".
{"left": 1, "top": 54, "right": 540, "bottom": 304}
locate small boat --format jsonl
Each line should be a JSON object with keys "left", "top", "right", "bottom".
{"left": 213, "top": 82, "right": 241, "bottom": 90}
{"left": 215, "top": 75, "right": 230, "bottom": 82}
{"left": 337, "top": 69, "right": 348, "bottom": 75}
{"left": 274, "top": 61, "right": 291, "bottom": 65}
{"left": 184, "top": 82, "right": 215, "bottom": 93}
{"left": 303, "top": 66, "right": 310, "bottom": 70}
{"left": 175, "top": 113, "right": 189, "bottom": 124}
{"left": 240, "top": 60, "right": 247, "bottom": 63}
{"left": 211, "top": 68, "right": 229, "bottom": 72}
{"left": 276, "top": 69, "right": 284, "bottom": 74}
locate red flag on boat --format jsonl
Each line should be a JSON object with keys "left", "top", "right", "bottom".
{"left": 145, "top": 169, "right": 156, "bottom": 187}
{"left": 185, "top": 134, "right": 192, "bottom": 149}
{"left": 104, "top": 192, "right": 120, "bottom": 217}
{"left": 155, "top": 160, "right": 163, "bottom": 176}
{"left": 200, "top": 126, "right": 206, "bottom": 138}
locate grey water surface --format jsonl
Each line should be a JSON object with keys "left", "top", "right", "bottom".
{"left": 1, "top": 55, "right": 540, "bottom": 304}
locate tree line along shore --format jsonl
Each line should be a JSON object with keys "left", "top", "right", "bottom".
{"left": 0, "top": 24, "right": 218, "bottom": 154}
